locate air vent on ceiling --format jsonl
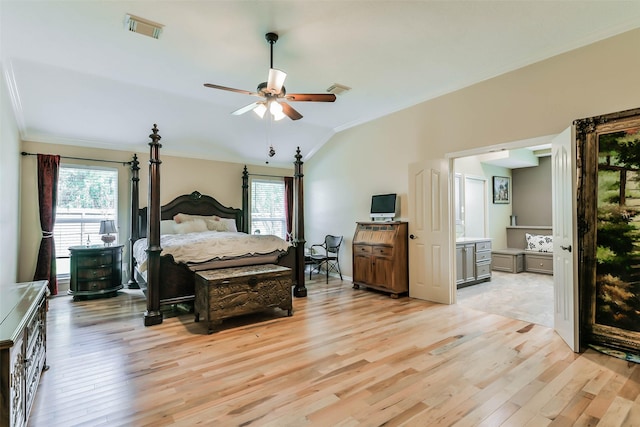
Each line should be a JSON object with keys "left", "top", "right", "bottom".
{"left": 326, "top": 83, "right": 351, "bottom": 96}
{"left": 125, "top": 14, "right": 164, "bottom": 39}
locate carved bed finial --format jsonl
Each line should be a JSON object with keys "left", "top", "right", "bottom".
{"left": 131, "top": 153, "right": 140, "bottom": 173}
{"left": 190, "top": 191, "right": 202, "bottom": 200}
{"left": 149, "top": 124, "right": 162, "bottom": 146}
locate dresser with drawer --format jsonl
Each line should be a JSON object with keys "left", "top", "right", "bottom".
{"left": 0, "top": 280, "right": 48, "bottom": 427}
{"left": 69, "top": 244, "right": 123, "bottom": 300}
{"left": 352, "top": 221, "right": 408, "bottom": 298}
{"left": 456, "top": 238, "right": 492, "bottom": 288}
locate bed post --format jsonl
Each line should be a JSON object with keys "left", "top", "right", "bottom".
{"left": 241, "top": 165, "right": 249, "bottom": 233}
{"left": 293, "top": 147, "right": 307, "bottom": 297}
{"left": 144, "top": 124, "right": 163, "bottom": 326}
{"left": 128, "top": 153, "right": 140, "bottom": 289}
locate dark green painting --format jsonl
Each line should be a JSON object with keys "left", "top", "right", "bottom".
{"left": 596, "top": 127, "right": 640, "bottom": 332}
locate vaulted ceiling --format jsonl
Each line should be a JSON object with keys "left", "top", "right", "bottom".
{"left": 2, "top": 1, "right": 639, "bottom": 167}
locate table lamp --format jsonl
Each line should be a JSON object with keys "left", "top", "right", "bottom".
{"left": 99, "top": 220, "right": 117, "bottom": 245}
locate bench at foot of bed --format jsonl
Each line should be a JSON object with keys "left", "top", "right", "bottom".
{"left": 194, "top": 264, "right": 293, "bottom": 334}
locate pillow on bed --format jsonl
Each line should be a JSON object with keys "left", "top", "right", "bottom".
{"left": 205, "top": 218, "right": 227, "bottom": 232}
{"left": 160, "top": 219, "right": 177, "bottom": 235}
{"left": 173, "top": 218, "right": 208, "bottom": 234}
{"left": 205, "top": 217, "right": 238, "bottom": 232}
{"left": 525, "top": 233, "right": 553, "bottom": 252}
{"left": 220, "top": 217, "right": 238, "bottom": 232}
{"left": 173, "top": 213, "right": 216, "bottom": 224}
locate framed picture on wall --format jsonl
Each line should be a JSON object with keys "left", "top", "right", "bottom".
{"left": 492, "top": 176, "right": 510, "bottom": 204}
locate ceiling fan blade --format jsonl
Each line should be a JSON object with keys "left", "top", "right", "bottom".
{"left": 285, "top": 93, "right": 337, "bottom": 102}
{"left": 281, "top": 102, "right": 303, "bottom": 121}
{"left": 204, "top": 83, "right": 260, "bottom": 97}
{"left": 231, "top": 101, "right": 261, "bottom": 116}
{"left": 267, "top": 68, "right": 287, "bottom": 94}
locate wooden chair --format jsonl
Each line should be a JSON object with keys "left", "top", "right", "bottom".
{"left": 310, "top": 235, "right": 343, "bottom": 283}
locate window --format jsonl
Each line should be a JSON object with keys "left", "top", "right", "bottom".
{"left": 54, "top": 165, "right": 118, "bottom": 276}
{"left": 250, "top": 178, "right": 286, "bottom": 239}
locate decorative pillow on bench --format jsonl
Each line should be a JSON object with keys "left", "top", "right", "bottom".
{"left": 525, "top": 233, "right": 553, "bottom": 252}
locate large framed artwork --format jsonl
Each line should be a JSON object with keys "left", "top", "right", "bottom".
{"left": 492, "top": 176, "right": 510, "bottom": 204}
{"left": 576, "top": 107, "right": 640, "bottom": 353}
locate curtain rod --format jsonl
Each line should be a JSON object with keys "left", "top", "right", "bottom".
{"left": 21, "top": 151, "right": 132, "bottom": 166}
{"left": 248, "top": 173, "right": 291, "bottom": 179}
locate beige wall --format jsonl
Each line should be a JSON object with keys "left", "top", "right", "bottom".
{"left": 512, "top": 156, "right": 552, "bottom": 227}
{"left": 18, "top": 141, "right": 291, "bottom": 283}
{"left": 305, "top": 28, "right": 640, "bottom": 279}
{"left": 0, "top": 64, "right": 21, "bottom": 284}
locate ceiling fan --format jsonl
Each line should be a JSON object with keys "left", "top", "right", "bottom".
{"left": 204, "top": 32, "right": 336, "bottom": 121}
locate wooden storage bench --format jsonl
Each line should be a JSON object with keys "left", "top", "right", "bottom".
{"left": 492, "top": 248, "right": 525, "bottom": 273}
{"left": 194, "top": 264, "right": 292, "bottom": 334}
{"left": 524, "top": 251, "right": 553, "bottom": 275}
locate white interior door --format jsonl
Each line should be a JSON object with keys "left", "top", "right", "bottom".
{"left": 552, "top": 126, "right": 579, "bottom": 352}
{"left": 464, "top": 176, "right": 487, "bottom": 238}
{"left": 408, "top": 159, "right": 453, "bottom": 303}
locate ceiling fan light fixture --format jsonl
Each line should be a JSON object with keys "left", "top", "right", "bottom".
{"left": 204, "top": 31, "right": 336, "bottom": 121}
{"left": 253, "top": 103, "right": 267, "bottom": 118}
{"left": 267, "top": 69, "right": 287, "bottom": 94}
{"left": 269, "top": 100, "right": 286, "bottom": 121}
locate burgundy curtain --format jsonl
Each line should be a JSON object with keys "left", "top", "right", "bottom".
{"left": 33, "top": 154, "right": 60, "bottom": 295}
{"left": 284, "top": 176, "right": 293, "bottom": 241}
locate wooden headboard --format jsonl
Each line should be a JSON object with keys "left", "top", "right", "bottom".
{"left": 137, "top": 191, "right": 244, "bottom": 238}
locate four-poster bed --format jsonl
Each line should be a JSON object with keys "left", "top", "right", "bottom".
{"left": 130, "top": 124, "right": 307, "bottom": 326}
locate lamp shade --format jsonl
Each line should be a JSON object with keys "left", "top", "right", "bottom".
{"left": 253, "top": 103, "right": 267, "bottom": 119}
{"left": 99, "top": 219, "right": 117, "bottom": 235}
{"left": 269, "top": 100, "right": 286, "bottom": 121}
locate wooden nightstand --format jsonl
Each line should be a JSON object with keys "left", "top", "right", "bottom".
{"left": 68, "top": 244, "right": 123, "bottom": 300}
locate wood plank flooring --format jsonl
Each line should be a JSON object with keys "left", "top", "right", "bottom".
{"left": 29, "top": 277, "right": 640, "bottom": 426}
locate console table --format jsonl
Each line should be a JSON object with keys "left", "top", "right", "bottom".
{"left": 0, "top": 280, "right": 48, "bottom": 427}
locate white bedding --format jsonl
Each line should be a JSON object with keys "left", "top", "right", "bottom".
{"left": 133, "top": 231, "right": 290, "bottom": 273}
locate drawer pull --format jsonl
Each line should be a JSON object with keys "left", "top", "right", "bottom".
{"left": 248, "top": 277, "right": 258, "bottom": 286}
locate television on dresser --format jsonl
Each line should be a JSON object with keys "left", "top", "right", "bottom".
{"left": 370, "top": 193, "right": 397, "bottom": 221}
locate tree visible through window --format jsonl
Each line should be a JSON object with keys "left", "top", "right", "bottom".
{"left": 250, "top": 178, "right": 285, "bottom": 239}
{"left": 54, "top": 165, "right": 118, "bottom": 275}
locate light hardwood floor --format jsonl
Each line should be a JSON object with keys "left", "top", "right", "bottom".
{"left": 30, "top": 277, "right": 640, "bottom": 426}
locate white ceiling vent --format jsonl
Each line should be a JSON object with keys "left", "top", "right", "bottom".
{"left": 125, "top": 14, "right": 164, "bottom": 39}
{"left": 326, "top": 83, "right": 351, "bottom": 96}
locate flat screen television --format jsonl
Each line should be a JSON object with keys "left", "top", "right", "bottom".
{"left": 370, "top": 193, "right": 397, "bottom": 220}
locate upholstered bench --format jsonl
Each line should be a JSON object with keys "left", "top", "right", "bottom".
{"left": 492, "top": 248, "right": 525, "bottom": 273}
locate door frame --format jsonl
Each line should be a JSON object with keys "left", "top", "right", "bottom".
{"left": 445, "top": 134, "right": 558, "bottom": 305}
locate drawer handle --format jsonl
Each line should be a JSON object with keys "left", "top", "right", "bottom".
{"left": 248, "top": 277, "right": 258, "bottom": 286}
